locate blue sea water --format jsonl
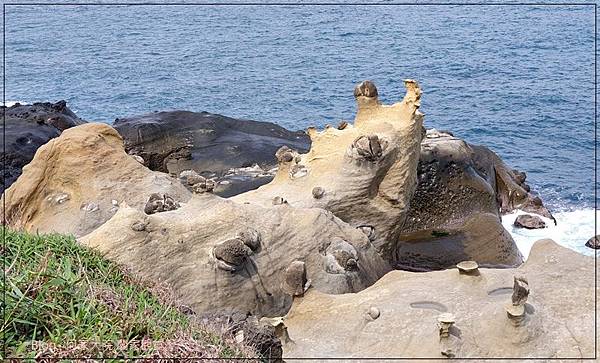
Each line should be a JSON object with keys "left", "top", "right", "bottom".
{"left": 3, "top": 4, "right": 597, "bottom": 254}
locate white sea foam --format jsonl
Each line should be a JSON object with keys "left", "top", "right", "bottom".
{"left": 4, "top": 100, "right": 27, "bottom": 107}
{"left": 502, "top": 208, "right": 598, "bottom": 259}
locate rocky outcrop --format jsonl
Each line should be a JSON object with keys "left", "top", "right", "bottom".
{"left": 80, "top": 198, "right": 390, "bottom": 317}
{"left": 514, "top": 214, "right": 546, "bottom": 229}
{"left": 1, "top": 101, "right": 87, "bottom": 192}
{"left": 234, "top": 80, "right": 425, "bottom": 263}
{"left": 282, "top": 239, "right": 594, "bottom": 359}
{"left": 1, "top": 123, "right": 191, "bottom": 237}
{"left": 112, "top": 110, "right": 310, "bottom": 181}
{"left": 395, "top": 129, "right": 555, "bottom": 270}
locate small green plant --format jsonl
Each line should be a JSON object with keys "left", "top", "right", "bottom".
{"left": 1, "top": 228, "right": 257, "bottom": 360}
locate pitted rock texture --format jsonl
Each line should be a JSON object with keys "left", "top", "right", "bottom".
{"left": 1, "top": 101, "right": 87, "bottom": 192}
{"left": 395, "top": 129, "right": 552, "bottom": 270}
{"left": 1, "top": 123, "right": 191, "bottom": 237}
{"left": 282, "top": 239, "right": 594, "bottom": 359}
{"left": 80, "top": 197, "right": 390, "bottom": 317}
{"left": 234, "top": 80, "right": 425, "bottom": 264}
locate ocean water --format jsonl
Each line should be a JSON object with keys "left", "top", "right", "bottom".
{"left": 3, "top": 4, "right": 597, "bottom": 255}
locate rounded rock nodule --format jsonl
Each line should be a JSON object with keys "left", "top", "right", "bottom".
{"left": 353, "top": 80, "right": 378, "bottom": 99}
{"left": 312, "top": 186, "right": 325, "bottom": 199}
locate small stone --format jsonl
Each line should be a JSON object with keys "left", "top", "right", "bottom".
{"left": 456, "top": 260, "right": 479, "bottom": 275}
{"left": 131, "top": 221, "right": 147, "bottom": 232}
{"left": 357, "top": 225, "right": 375, "bottom": 241}
{"left": 312, "top": 186, "right": 325, "bottom": 199}
{"left": 144, "top": 193, "right": 179, "bottom": 214}
{"left": 235, "top": 330, "right": 244, "bottom": 344}
{"left": 132, "top": 154, "right": 145, "bottom": 164}
{"left": 111, "top": 199, "right": 119, "bottom": 207}
{"left": 275, "top": 146, "right": 294, "bottom": 163}
{"left": 351, "top": 135, "right": 384, "bottom": 161}
{"left": 237, "top": 229, "right": 261, "bottom": 251}
{"left": 337, "top": 121, "right": 348, "bottom": 130}
{"left": 272, "top": 196, "right": 287, "bottom": 205}
{"left": 282, "top": 260, "right": 307, "bottom": 296}
{"left": 213, "top": 238, "right": 252, "bottom": 268}
{"left": 81, "top": 202, "right": 99, "bottom": 212}
{"left": 513, "top": 214, "right": 546, "bottom": 229}
{"left": 585, "top": 235, "right": 600, "bottom": 250}
{"left": 367, "top": 307, "right": 380, "bottom": 320}
{"left": 512, "top": 276, "right": 529, "bottom": 306}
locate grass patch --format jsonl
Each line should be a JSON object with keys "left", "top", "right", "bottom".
{"left": 1, "top": 228, "right": 258, "bottom": 360}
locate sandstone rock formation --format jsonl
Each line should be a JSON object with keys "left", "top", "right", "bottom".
{"left": 282, "top": 239, "right": 594, "bottom": 359}
{"left": 1, "top": 101, "right": 87, "bottom": 192}
{"left": 234, "top": 80, "right": 425, "bottom": 263}
{"left": 80, "top": 199, "right": 390, "bottom": 316}
{"left": 1, "top": 123, "right": 191, "bottom": 237}
{"left": 2, "top": 80, "right": 529, "bottom": 319}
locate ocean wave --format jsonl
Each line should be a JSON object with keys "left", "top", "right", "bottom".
{"left": 502, "top": 208, "right": 597, "bottom": 259}
{"left": 4, "top": 100, "right": 28, "bottom": 107}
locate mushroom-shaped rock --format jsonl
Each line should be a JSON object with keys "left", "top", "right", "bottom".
{"left": 275, "top": 146, "right": 295, "bottom": 163}
{"left": 511, "top": 276, "right": 529, "bottom": 306}
{"left": 456, "top": 260, "right": 479, "bottom": 275}
{"left": 213, "top": 238, "right": 253, "bottom": 271}
{"left": 282, "top": 261, "right": 308, "bottom": 296}
{"left": 437, "top": 313, "right": 456, "bottom": 338}
{"left": 353, "top": 80, "right": 379, "bottom": 99}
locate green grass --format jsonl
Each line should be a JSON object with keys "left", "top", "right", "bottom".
{"left": 1, "top": 228, "right": 257, "bottom": 360}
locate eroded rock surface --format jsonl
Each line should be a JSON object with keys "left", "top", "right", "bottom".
{"left": 283, "top": 239, "right": 594, "bottom": 359}
{"left": 234, "top": 80, "right": 425, "bottom": 264}
{"left": 396, "top": 129, "right": 554, "bottom": 270}
{"left": 80, "top": 198, "right": 390, "bottom": 317}
{"left": 1, "top": 123, "right": 191, "bottom": 237}
{"left": 1, "top": 101, "right": 87, "bottom": 192}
